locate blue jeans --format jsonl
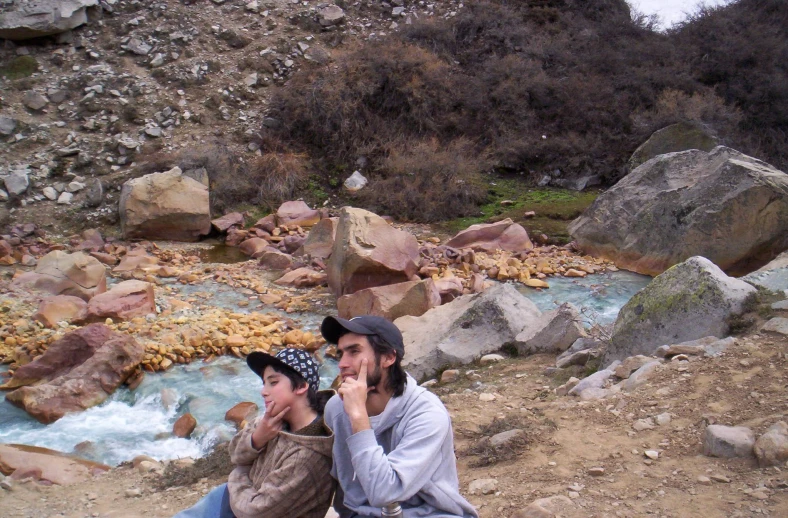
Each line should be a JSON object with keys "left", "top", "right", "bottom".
{"left": 173, "top": 483, "right": 235, "bottom": 518}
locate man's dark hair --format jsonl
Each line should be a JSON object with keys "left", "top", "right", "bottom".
{"left": 270, "top": 364, "right": 321, "bottom": 412}
{"left": 368, "top": 334, "right": 407, "bottom": 397}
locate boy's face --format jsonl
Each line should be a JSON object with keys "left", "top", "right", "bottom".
{"left": 261, "top": 366, "right": 305, "bottom": 416}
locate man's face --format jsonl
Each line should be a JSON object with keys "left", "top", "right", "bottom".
{"left": 337, "top": 332, "right": 384, "bottom": 390}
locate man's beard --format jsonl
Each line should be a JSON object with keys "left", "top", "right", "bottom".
{"left": 366, "top": 357, "right": 383, "bottom": 393}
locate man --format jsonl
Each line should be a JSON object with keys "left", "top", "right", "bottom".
{"left": 321, "top": 315, "right": 478, "bottom": 518}
{"left": 173, "top": 348, "right": 334, "bottom": 518}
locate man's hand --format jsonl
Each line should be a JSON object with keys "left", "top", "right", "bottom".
{"left": 251, "top": 400, "right": 290, "bottom": 450}
{"left": 338, "top": 358, "right": 372, "bottom": 434}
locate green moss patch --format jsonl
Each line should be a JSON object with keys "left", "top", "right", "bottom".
{"left": 0, "top": 56, "right": 39, "bottom": 80}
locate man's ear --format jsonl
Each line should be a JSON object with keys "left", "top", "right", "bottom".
{"left": 380, "top": 350, "right": 396, "bottom": 369}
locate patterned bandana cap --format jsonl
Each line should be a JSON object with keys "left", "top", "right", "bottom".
{"left": 247, "top": 348, "right": 320, "bottom": 393}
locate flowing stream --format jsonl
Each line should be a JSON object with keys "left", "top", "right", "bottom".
{"left": 0, "top": 270, "right": 649, "bottom": 466}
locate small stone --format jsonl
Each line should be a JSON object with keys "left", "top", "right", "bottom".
{"left": 420, "top": 379, "right": 437, "bottom": 387}
{"left": 468, "top": 478, "right": 497, "bottom": 495}
{"left": 440, "top": 369, "right": 459, "bottom": 383}
{"left": 43, "top": 186, "right": 58, "bottom": 200}
{"left": 480, "top": 354, "right": 504, "bottom": 364}
{"left": 145, "top": 127, "right": 162, "bottom": 138}
{"left": 23, "top": 91, "right": 48, "bottom": 111}
{"left": 655, "top": 413, "right": 672, "bottom": 426}
{"left": 0, "top": 479, "right": 12, "bottom": 490}
{"left": 751, "top": 490, "right": 769, "bottom": 500}
{"left": 633, "top": 418, "right": 655, "bottom": 431}
{"left": 57, "top": 192, "right": 73, "bottom": 205}
{"left": 710, "top": 474, "right": 731, "bottom": 483}
{"left": 644, "top": 450, "right": 659, "bottom": 460}
{"left": 697, "top": 475, "right": 711, "bottom": 485}
{"left": 125, "top": 488, "right": 142, "bottom": 498}
{"left": 588, "top": 467, "right": 605, "bottom": 476}
{"left": 479, "top": 393, "right": 496, "bottom": 402}
{"left": 490, "top": 429, "right": 522, "bottom": 447}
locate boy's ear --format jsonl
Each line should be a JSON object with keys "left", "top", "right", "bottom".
{"left": 293, "top": 383, "right": 309, "bottom": 396}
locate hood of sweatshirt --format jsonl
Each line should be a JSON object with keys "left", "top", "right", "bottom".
{"left": 369, "top": 375, "right": 426, "bottom": 433}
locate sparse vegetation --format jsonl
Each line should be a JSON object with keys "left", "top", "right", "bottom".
{"left": 0, "top": 55, "right": 39, "bottom": 80}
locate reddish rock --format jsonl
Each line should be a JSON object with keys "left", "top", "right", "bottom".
{"left": 298, "top": 217, "right": 337, "bottom": 259}
{"left": 470, "top": 273, "right": 487, "bottom": 293}
{"left": 253, "top": 214, "right": 277, "bottom": 233}
{"left": 276, "top": 201, "right": 320, "bottom": 228}
{"left": 337, "top": 279, "right": 441, "bottom": 320}
{"left": 112, "top": 248, "right": 158, "bottom": 273}
{"left": 0, "top": 444, "right": 110, "bottom": 486}
{"left": 12, "top": 250, "right": 107, "bottom": 301}
{"left": 76, "top": 229, "right": 104, "bottom": 251}
{"left": 327, "top": 207, "right": 420, "bottom": 296}
{"left": 259, "top": 250, "right": 294, "bottom": 270}
{"left": 283, "top": 235, "right": 306, "bottom": 254}
{"left": 212, "top": 212, "right": 245, "bottom": 233}
{"left": 225, "top": 402, "right": 258, "bottom": 427}
{"left": 433, "top": 277, "right": 464, "bottom": 304}
{"left": 445, "top": 218, "right": 533, "bottom": 253}
{"left": 173, "top": 414, "right": 197, "bottom": 438}
{"left": 89, "top": 252, "right": 119, "bottom": 266}
{"left": 84, "top": 280, "right": 156, "bottom": 322}
{"left": 239, "top": 238, "right": 269, "bottom": 258}
{"left": 226, "top": 228, "right": 250, "bottom": 247}
{"left": 0, "top": 239, "right": 13, "bottom": 257}
{"left": 275, "top": 267, "right": 327, "bottom": 288}
{"left": 34, "top": 295, "right": 89, "bottom": 328}
{"left": 3, "top": 324, "right": 144, "bottom": 423}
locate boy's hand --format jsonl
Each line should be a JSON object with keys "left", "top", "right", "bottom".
{"left": 251, "top": 401, "right": 290, "bottom": 450}
{"left": 338, "top": 358, "right": 372, "bottom": 433}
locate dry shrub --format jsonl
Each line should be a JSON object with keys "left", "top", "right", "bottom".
{"left": 356, "top": 139, "right": 488, "bottom": 222}
{"left": 252, "top": 152, "right": 310, "bottom": 210}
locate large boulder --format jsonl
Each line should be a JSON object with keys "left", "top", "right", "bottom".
{"left": 515, "top": 303, "right": 586, "bottom": 355}
{"left": 569, "top": 147, "right": 788, "bottom": 276}
{"left": 3, "top": 324, "right": 144, "bottom": 423}
{"left": 0, "top": 444, "right": 110, "bottom": 486}
{"left": 0, "top": 0, "right": 98, "bottom": 40}
{"left": 627, "top": 121, "right": 717, "bottom": 172}
{"left": 604, "top": 256, "right": 756, "bottom": 363}
{"left": 327, "top": 207, "right": 419, "bottom": 296}
{"left": 298, "top": 217, "right": 337, "bottom": 259}
{"left": 84, "top": 280, "right": 155, "bottom": 322}
{"left": 445, "top": 218, "right": 533, "bottom": 253}
{"left": 276, "top": 200, "right": 320, "bottom": 227}
{"left": 396, "top": 283, "right": 543, "bottom": 380}
{"left": 337, "top": 279, "right": 441, "bottom": 321}
{"left": 12, "top": 250, "right": 106, "bottom": 301}
{"left": 119, "top": 167, "right": 211, "bottom": 242}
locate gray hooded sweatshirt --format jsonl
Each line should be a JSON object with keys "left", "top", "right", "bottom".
{"left": 324, "top": 375, "right": 478, "bottom": 518}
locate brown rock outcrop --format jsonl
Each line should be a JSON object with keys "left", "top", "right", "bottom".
{"left": 119, "top": 167, "right": 211, "bottom": 242}
{"left": 3, "top": 324, "right": 144, "bottom": 423}
{"left": 34, "top": 295, "right": 89, "bottom": 328}
{"left": 275, "top": 267, "right": 327, "bottom": 288}
{"left": 84, "top": 280, "right": 156, "bottom": 321}
{"left": 445, "top": 218, "right": 533, "bottom": 253}
{"left": 327, "top": 207, "right": 419, "bottom": 296}
{"left": 337, "top": 279, "right": 442, "bottom": 320}
{"left": 239, "top": 238, "right": 269, "bottom": 258}
{"left": 173, "top": 414, "right": 197, "bottom": 438}
{"left": 12, "top": 250, "right": 107, "bottom": 301}
{"left": 212, "top": 212, "right": 245, "bottom": 232}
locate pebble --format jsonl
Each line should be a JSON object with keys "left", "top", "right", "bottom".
{"left": 479, "top": 393, "right": 496, "bottom": 402}
{"left": 125, "top": 488, "right": 142, "bottom": 498}
{"left": 644, "top": 450, "right": 659, "bottom": 460}
{"left": 468, "top": 478, "right": 497, "bottom": 495}
{"left": 711, "top": 474, "right": 731, "bottom": 483}
{"left": 588, "top": 467, "right": 605, "bottom": 476}
{"left": 697, "top": 475, "right": 711, "bottom": 485}
{"left": 480, "top": 354, "right": 504, "bottom": 364}
{"left": 633, "top": 418, "right": 654, "bottom": 431}
{"left": 655, "top": 412, "right": 672, "bottom": 426}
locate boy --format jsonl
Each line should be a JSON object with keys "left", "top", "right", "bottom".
{"left": 173, "top": 348, "right": 335, "bottom": 518}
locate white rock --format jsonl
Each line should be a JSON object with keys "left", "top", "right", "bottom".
{"left": 480, "top": 353, "right": 504, "bottom": 364}
{"left": 57, "top": 192, "right": 73, "bottom": 205}
{"left": 344, "top": 170, "right": 368, "bottom": 191}
{"left": 468, "top": 478, "right": 497, "bottom": 495}
{"left": 43, "top": 187, "right": 58, "bottom": 200}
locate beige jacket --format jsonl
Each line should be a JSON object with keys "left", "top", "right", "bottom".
{"left": 227, "top": 412, "right": 334, "bottom": 518}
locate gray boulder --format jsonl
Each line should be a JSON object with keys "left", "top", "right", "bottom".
{"left": 742, "top": 251, "right": 788, "bottom": 292}
{"left": 604, "top": 256, "right": 756, "bottom": 363}
{"left": 0, "top": 0, "right": 99, "bottom": 40}
{"left": 3, "top": 170, "right": 29, "bottom": 196}
{"left": 569, "top": 146, "right": 788, "bottom": 276}
{"left": 396, "top": 283, "right": 542, "bottom": 380}
{"left": 555, "top": 337, "right": 600, "bottom": 368}
{"left": 703, "top": 425, "right": 755, "bottom": 459}
{"left": 515, "top": 302, "right": 586, "bottom": 355}
{"left": 628, "top": 121, "right": 717, "bottom": 172}
{"left": 754, "top": 421, "right": 788, "bottom": 468}
{"left": 0, "top": 116, "right": 17, "bottom": 136}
